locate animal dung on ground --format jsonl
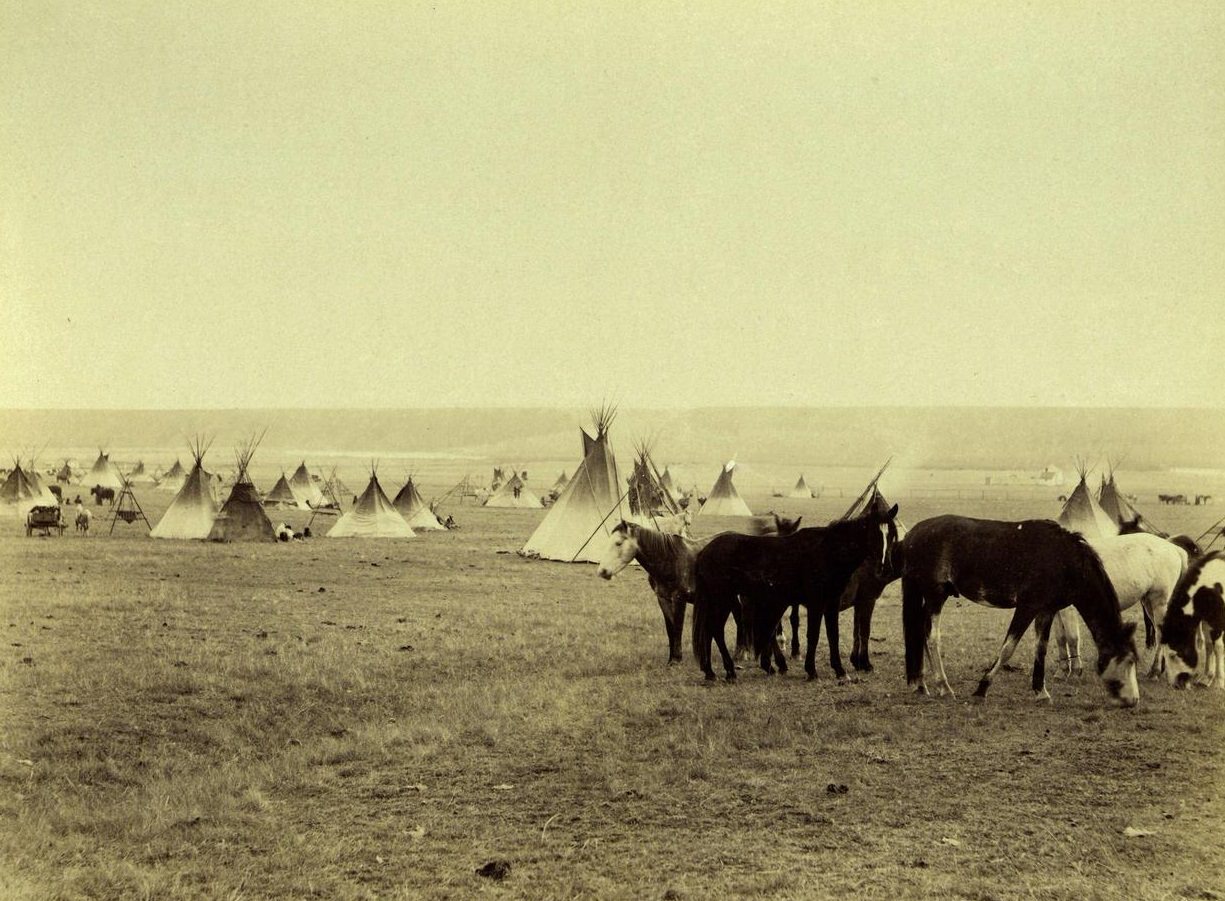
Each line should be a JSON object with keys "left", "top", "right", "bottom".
{"left": 475, "top": 859, "right": 511, "bottom": 880}
{"left": 825, "top": 783, "right": 849, "bottom": 794}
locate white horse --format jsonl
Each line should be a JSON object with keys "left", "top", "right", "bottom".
{"left": 74, "top": 506, "right": 91, "bottom": 536}
{"left": 1052, "top": 532, "right": 1188, "bottom": 679}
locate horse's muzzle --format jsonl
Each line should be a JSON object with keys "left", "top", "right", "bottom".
{"left": 596, "top": 569, "right": 612, "bottom": 581}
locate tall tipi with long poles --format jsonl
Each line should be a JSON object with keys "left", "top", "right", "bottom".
{"left": 208, "top": 435, "right": 276, "bottom": 542}
{"left": 521, "top": 405, "right": 623, "bottom": 563}
{"left": 151, "top": 438, "right": 220, "bottom": 540}
{"left": 1057, "top": 458, "right": 1118, "bottom": 538}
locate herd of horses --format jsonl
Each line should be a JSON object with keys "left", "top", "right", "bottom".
{"left": 596, "top": 499, "right": 1225, "bottom": 710}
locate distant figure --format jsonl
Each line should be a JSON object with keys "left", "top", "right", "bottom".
{"left": 73, "top": 494, "right": 82, "bottom": 505}
{"left": 302, "top": 526, "right": 312, "bottom": 539}
{"left": 444, "top": 515, "right": 457, "bottom": 530}
{"left": 513, "top": 484, "right": 521, "bottom": 500}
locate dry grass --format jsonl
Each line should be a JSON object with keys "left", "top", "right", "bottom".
{"left": 1, "top": 493, "right": 1223, "bottom": 900}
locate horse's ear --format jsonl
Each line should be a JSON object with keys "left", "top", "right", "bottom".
{"left": 886, "top": 503, "right": 899, "bottom": 521}
{"left": 794, "top": 516, "right": 802, "bottom": 528}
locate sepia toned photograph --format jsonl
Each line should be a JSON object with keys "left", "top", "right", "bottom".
{"left": 1, "top": 2, "right": 1222, "bottom": 898}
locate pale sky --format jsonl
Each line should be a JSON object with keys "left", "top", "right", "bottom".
{"left": 2, "top": 2, "right": 1221, "bottom": 409}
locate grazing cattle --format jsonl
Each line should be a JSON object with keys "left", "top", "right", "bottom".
{"left": 899, "top": 515, "right": 1139, "bottom": 707}
{"left": 691, "top": 504, "right": 898, "bottom": 682}
{"left": 1160, "top": 552, "right": 1225, "bottom": 690}
{"left": 90, "top": 485, "right": 115, "bottom": 506}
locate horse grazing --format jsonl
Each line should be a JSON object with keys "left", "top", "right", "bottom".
{"left": 75, "top": 509, "right": 91, "bottom": 535}
{"left": 1159, "top": 552, "right": 1225, "bottom": 690}
{"left": 900, "top": 515, "right": 1139, "bottom": 707}
{"left": 90, "top": 485, "right": 115, "bottom": 506}
{"left": 1049, "top": 529, "right": 1188, "bottom": 679}
{"left": 692, "top": 504, "right": 898, "bottom": 682}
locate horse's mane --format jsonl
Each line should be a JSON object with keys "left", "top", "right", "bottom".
{"left": 1060, "top": 527, "right": 1127, "bottom": 643}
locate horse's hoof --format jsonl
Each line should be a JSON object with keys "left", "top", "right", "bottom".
{"left": 1034, "top": 690, "right": 1052, "bottom": 703}
{"left": 704, "top": 673, "right": 716, "bottom": 682}
{"left": 806, "top": 673, "right": 819, "bottom": 682}
{"left": 724, "top": 673, "right": 737, "bottom": 683}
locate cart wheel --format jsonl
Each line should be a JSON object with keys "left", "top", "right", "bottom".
{"left": 25, "top": 524, "right": 32, "bottom": 536}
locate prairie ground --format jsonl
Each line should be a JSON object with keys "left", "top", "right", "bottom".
{"left": 1, "top": 491, "right": 1222, "bottom": 900}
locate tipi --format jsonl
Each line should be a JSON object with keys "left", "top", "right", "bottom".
{"left": 159, "top": 459, "right": 186, "bottom": 492}
{"left": 697, "top": 461, "right": 753, "bottom": 517}
{"left": 626, "top": 440, "right": 679, "bottom": 519}
{"left": 521, "top": 405, "right": 623, "bottom": 563}
{"left": 0, "top": 457, "right": 43, "bottom": 505}
{"left": 658, "top": 467, "right": 677, "bottom": 499}
{"left": 484, "top": 471, "right": 543, "bottom": 508}
{"left": 207, "top": 436, "right": 276, "bottom": 542}
{"left": 392, "top": 475, "right": 446, "bottom": 530}
{"left": 265, "top": 472, "right": 306, "bottom": 508}
{"left": 87, "top": 450, "right": 124, "bottom": 490}
{"left": 787, "top": 475, "right": 814, "bottom": 499}
{"left": 290, "top": 461, "right": 324, "bottom": 508}
{"left": 328, "top": 466, "right": 415, "bottom": 538}
{"left": 126, "top": 461, "right": 158, "bottom": 486}
{"left": 1098, "top": 464, "right": 1159, "bottom": 534}
{"left": 1057, "top": 459, "right": 1118, "bottom": 538}
{"left": 151, "top": 439, "right": 219, "bottom": 540}
{"left": 551, "top": 471, "right": 569, "bottom": 494}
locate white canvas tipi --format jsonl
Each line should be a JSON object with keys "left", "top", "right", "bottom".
{"left": 484, "top": 471, "right": 543, "bottom": 508}
{"left": 521, "top": 406, "right": 622, "bottom": 563}
{"left": 698, "top": 461, "right": 753, "bottom": 517}
{"left": 290, "top": 461, "right": 324, "bottom": 508}
{"left": 1058, "top": 459, "right": 1118, "bottom": 538}
{"left": 392, "top": 476, "right": 445, "bottom": 530}
{"left": 787, "top": 475, "right": 814, "bottom": 499}
{"left": 265, "top": 472, "right": 306, "bottom": 508}
{"left": 151, "top": 438, "right": 219, "bottom": 540}
{"left": 87, "top": 450, "right": 124, "bottom": 490}
{"left": 328, "top": 467, "right": 415, "bottom": 538}
{"left": 1098, "top": 464, "right": 1158, "bottom": 534}
{"left": 159, "top": 459, "right": 187, "bottom": 492}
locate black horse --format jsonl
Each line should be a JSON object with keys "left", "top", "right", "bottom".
{"left": 899, "top": 515, "right": 1140, "bottom": 707}
{"left": 90, "top": 485, "right": 115, "bottom": 506}
{"left": 692, "top": 503, "right": 899, "bottom": 682}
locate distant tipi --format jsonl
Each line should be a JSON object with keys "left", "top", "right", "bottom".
{"left": 1097, "top": 463, "right": 1158, "bottom": 534}
{"left": 151, "top": 438, "right": 219, "bottom": 540}
{"left": 87, "top": 450, "right": 124, "bottom": 490}
{"left": 697, "top": 461, "right": 753, "bottom": 517}
{"left": 484, "top": 471, "right": 543, "bottom": 508}
{"left": 521, "top": 406, "right": 622, "bottom": 563}
{"left": 290, "top": 462, "right": 324, "bottom": 508}
{"left": 0, "top": 457, "right": 45, "bottom": 505}
{"left": 264, "top": 472, "right": 307, "bottom": 509}
{"left": 328, "top": 466, "right": 415, "bottom": 538}
{"left": 392, "top": 475, "right": 445, "bottom": 530}
{"left": 787, "top": 475, "right": 814, "bottom": 499}
{"left": 159, "top": 459, "right": 187, "bottom": 492}
{"left": 1057, "top": 459, "right": 1118, "bottom": 538}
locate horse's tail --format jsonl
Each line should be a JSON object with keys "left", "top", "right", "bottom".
{"left": 1142, "top": 605, "right": 1156, "bottom": 650}
{"left": 691, "top": 570, "right": 711, "bottom": 669}
{"left": 901, "top": 576, "right": 927, "bottom": 685}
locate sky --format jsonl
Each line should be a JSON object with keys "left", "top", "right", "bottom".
{"left": 1, "top": 1, "right": 1222, "bottom": 409}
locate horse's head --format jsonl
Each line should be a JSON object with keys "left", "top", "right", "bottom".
{"left": 1098, "top": 621, "right": 1140, "bottom": 707}
{"left": 1116, "top": 515, "right": 1143, "bottom": 535}
{"left": 772, "top": 512, "right": 802, "bottom": 535}
{"left": 860, "top": 502, "right": 900, "bottom": 568}
{"left": 596, "top": 520, "right": 639, "bottom": 581}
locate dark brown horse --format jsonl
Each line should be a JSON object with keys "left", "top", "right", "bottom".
{"left": 692, "top": 504, "right": 899, "bottom": 681}
{"left": 899, "top": 515, "right": 1139, "bottom": 707}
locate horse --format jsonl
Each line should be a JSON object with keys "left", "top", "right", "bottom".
{"left": 899, "top": 515, "right": 1139, "bottom": 707}
{"left": 75, "top": 508, "right": 91, "bottom": 535}
{"left": 691, "top": 504, "right": 898, "bottom": 682}
{"left": 1116, "top": 514, "right": 1201, "bottom": 560}
{"left": 595, "top": 514, "right": 803, "bottom": 666}
{"left": 1159, "top": 552, "right": 1225, "bottom": 690}
{"left": 1048, "top": 529, "right": 1188, "bottom": 680}
{"left": 90, "top": 485, "right": 115, "bottom": 506}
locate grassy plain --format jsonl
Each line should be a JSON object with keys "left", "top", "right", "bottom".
{"left": 1, "top": 490, "right": 1223, "bottom": 900}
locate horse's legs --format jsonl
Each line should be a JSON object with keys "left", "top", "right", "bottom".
{"left": 672, "top": 600, "right": 687, "bottom": 665}
{"left": 789, "top": 604, "right": 801, "bottom": 658}
{"left": 851, "top": 595, "right": 878, "bottom": 673}
{"left": 925, "top": 603, "right": 954, "bottom": 697}
{"left": 1051, "top": 608, "right": 1083, "bottom": 678}
{"left": 1031, "top": 611, "right": 1055, "bottom": 702}
{"left": 731, "top": 602, "right": 750, "bottom": 662}
{"left": 804, "top": 605, "right": 824, "bottom": 681}
{"left": 975, "top": 607, "right": 1037, "bottom": 698}
{"left": 657, "top": 593, "right": 682, "bottom": 665}
{"left": 712, "top": 604, "right": 737, "bottom": 682}
{"left": 1143, "top": 590, "right": 1168, "bottom": 680}
{"left": 824, "top": 601, "right": 847, "bottom": 680}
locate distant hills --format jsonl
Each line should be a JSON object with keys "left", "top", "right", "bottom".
{"left": 1, "top": 407, "right": 1220, "bottom": 471}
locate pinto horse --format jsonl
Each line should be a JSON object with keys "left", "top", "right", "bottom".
{"left": 900, "top": 515, "right": 1139, "bottom": 707}
{"left": 1050, "top": 526, "right": 1189, "bottom": 679}
{"left": 1159, "top": 551, "right": 1225, "bottom": 690}
{"left": 692, "top": 504, "right": 898, "bottom": 682}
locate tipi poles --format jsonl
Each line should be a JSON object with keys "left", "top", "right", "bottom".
{"left": 841, "top": 457, "right": 892, "bottom": 520}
